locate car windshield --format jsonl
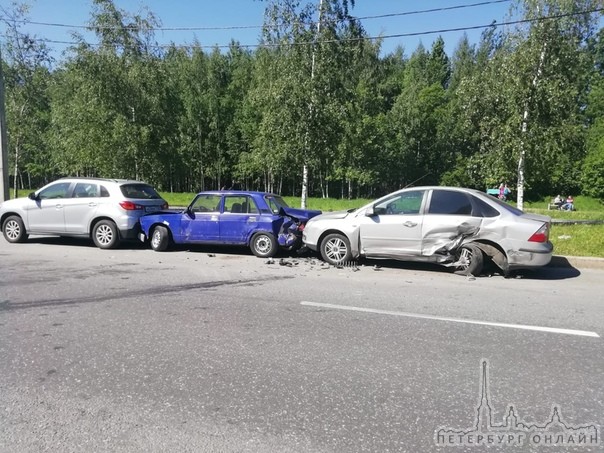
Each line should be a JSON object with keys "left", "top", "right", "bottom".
{"left": 265, "top": 195, "right": 290, "bottom": 214}
{"left": 120, "top": 184, "right": 162, "bottom": 200}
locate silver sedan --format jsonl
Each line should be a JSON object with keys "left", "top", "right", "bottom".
{"left": 302, "top": 186, "right": 553, "bottom": 276}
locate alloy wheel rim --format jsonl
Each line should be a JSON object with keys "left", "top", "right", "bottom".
{"left": 96, "top": 225, "right": 113, "bottom": 245}
{"left": 6, "top": 221, "right": 20, "bottom": 240}
{"left": 326, "top": 238, "right": 346, "bottom": 262}
{"left": 458, "top": 248, "right": 472, "bottom": 270}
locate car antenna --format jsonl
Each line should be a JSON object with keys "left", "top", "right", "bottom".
{"left": 402, "top": 173, "right": 431, "bottom": 189}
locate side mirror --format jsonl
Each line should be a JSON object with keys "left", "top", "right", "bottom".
{"left": 365, "top": 205, "right": 375, "bottom": 217}
{"left": 28, "top": 192, "right": 38, "bottom": 200}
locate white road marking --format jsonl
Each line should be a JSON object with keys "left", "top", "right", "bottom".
{"left": 300, "top": 301, "right": 600, "bottom": 338}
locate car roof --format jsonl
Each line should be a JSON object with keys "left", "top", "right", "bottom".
{"left": 56, "top": 177, "right": 151, "bottom": 185}
{"left": 194, "top": 190, "right": 280, "bottom": 197}
{"left": 398, "top": 186, "right": 483, "bottom": 193}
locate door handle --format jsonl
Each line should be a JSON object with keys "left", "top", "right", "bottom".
{"left": 88, "top": 202, "right": 97, "bottom": 207}
{"left": 211, "top": 215, "right": 218, "bottom": 221}
{"left": 55, "top": 204, "right": 63, "bottom": 209}
{"left": 403, "top": 221, "right": 417, "bottom": 227}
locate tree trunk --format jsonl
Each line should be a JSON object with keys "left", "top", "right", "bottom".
{"left": 12, "top": 142, "right": 19, "bottom": 199}
{"left": 301, "top": 164, "right": 308, "bottom": 208}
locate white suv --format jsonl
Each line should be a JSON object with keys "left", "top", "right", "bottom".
{"left": 0, "top": 178, "right": 168, "bottom": 249}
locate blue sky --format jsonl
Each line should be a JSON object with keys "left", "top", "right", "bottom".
{"left": 5, "top": 0, "right": 516, "bottom": 60}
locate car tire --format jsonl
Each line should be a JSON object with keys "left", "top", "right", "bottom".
{"left": 320, "top": 233, "right": 352, "bottom": 265}
{"left": 250, "top": 232, "right": 278, "bottom": 258}
{"left": 150, "top": 225, "right": 170, "bottom": 251}
{"left": 2, "top": 215, "right": 28, "bottom": 243}
{"left": 454, "top": 243, "right": 484, "bottom": 276}
{"left": 92, "top": 220, "right": 120, "bottom": 249}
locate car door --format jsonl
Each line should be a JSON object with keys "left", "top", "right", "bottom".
{"left": 64, "top": 182, "right": 100, "bottom": 234}
{"left": 359, "top": 189, "right": 426, "bottom": 258}
{"left": 219, "top": 195, "right": 260, "bottom": 244}
{"left": 421, "top": 189, "right": 484, "bottom": 255}
{"left": 181, "top": 194, "right": 221, "bottom": 242}
{"left": 26, "top": 182, "right": 73, "bottom": 233}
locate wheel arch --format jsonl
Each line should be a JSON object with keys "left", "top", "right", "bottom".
{"left": 246, "top": 229, "right": 276, "bottom": 246}
{"left": 89, "top": 217, "right": 120, "bottom": 239}
{"left": 470, "top": 239, "right": 509, "bottom": 272}
{"left": 149, "top": 222, "right": 174, "bottom": 241}
{"left": 1, "top": 212, "right": 25, "bottom": 229}
{"left": 317, "top": 229, "right": 361, "bottom": 259}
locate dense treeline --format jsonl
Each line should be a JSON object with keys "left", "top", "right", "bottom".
{"left": 2, "top": 0, "right": 604, "bottom": 203}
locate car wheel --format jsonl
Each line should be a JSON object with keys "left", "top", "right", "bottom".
{"left": 92, "top": 220, "right": 119, "bottom": 249}
{"left": 320, "top": 233, "right": 352, "bottom": 265}
{"left": 2, "top": 215, "right": 28, "bottom": 243}
{"left": 150, "top": 225, "right": 170, "bottom": 251}
{"left": 250, "top": 232, "right": 277, "bottom": 258}
{"left": 454, "top": 243, "right": 484, "bottom": 276}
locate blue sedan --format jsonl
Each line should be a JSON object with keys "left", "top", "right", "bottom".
{"left": 139, "top": 191, "right": 321, "bottom": 257}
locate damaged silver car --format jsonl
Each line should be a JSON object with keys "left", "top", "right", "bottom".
{"left": 302, "top": 187, "right": 553, "bottom": 276}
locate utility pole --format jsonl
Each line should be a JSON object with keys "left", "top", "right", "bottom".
{"left": 517, "top": 41, "right": 546, "bottom": 212}
{"left": 301, "top": 0, "right": 323, "bottom": 209}
{"left": 0, "top": 46, "right": 9, "bottom": 202}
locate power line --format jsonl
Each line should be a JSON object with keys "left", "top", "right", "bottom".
{"left": 0, "top": 0, "right": 512, "bottom": 32}
{"left": 1, "top": 7, "right": 601, "bottom": 52}
{"left": 354, "top": 0, "right": 511, "bottom": 21}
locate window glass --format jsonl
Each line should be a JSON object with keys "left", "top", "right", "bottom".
{"left": 73, "top": 182, "right": 99, "bottom": 198}
{"left": 374, "top": 190, "right": 425, "bottom": 215}
{"left": 428, "top": 190, "right": 472, "bottom": 215}
{"left": 224, "top": 196, "right": 260, "bottom": 214}
{"left": 120, "top": 184, "right": 161, "bottom": 200}
{"left": 471, "top": 196, "right": 500, "bottom": 218}
{"left": 242, "top": 197, "right": 259, "bottom": 214}
{"left": 38, "top": 182, "right": 71, "bottom": 200}
{"left": 488, "top": 196, "right": 524, "bottom": 216}
{"left": 264, "top": 195, "right": 289, "bottom": 214}
{"left": 191, "top": 194, "right": 221, "bottom": 213}
{"left": 100, "top": 186, "right": 110, "bottom": 197}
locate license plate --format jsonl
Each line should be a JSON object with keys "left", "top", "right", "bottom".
{"left": 145, "top": 206, "right": 160, "bottom": 213}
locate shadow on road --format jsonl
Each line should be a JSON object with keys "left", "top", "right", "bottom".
{"left": 356, "top": 257, "right": 582, "bottom": 280}
{"left": 23, "top": 236, "right": 147, "bottom": 250}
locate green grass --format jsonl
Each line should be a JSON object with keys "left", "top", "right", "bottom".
{"left": 10, "top": 188, "right": 604, "bottom": 257}
{"left": 550, "top": 224, "right": 604, "bottom": 257}
{"left": 523, "top": 195, "right": 604, "bottom": 221}
{"left": 281, "top": 196, "right": 372, "bottom": 212}
{"left": 160, "top": 192, "right": 198, "bottom": 207}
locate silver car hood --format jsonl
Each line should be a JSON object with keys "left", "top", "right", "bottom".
{"left": 311, "top": 210, "right": 352, "bottom": 221}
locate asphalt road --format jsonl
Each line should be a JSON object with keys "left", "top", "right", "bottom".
{"left": 1, "top": 237, "right": 603, "bottom": 452}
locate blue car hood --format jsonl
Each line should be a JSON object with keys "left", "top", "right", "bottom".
{"left": 279, "top": 207, "right": 322, "bottom": 222}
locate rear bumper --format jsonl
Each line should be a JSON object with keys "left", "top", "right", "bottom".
{"left": 119, "top": 222, "right": 142, "bottom": 240}
{"left": 508, "top": 242, "right": 553, "bottom": 269}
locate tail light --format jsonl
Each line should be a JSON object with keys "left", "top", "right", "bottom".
{"left": 119, "top": 201, "right": 143, "bottom": 211}
{"left": 528, "top": 223, "right": 549, "bottom": 243}
{"left": 297, "top": 223, "right": 305, "bottom": 231}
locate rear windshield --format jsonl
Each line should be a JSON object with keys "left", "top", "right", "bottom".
{"left": 120, "top": 184, "right": 162, "bottom": 200}
{"left": 265, "top": 195, "right": 290, "bottom": 214}
{"left": 488, "top": 196, "right": 524, "bottom": 216}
